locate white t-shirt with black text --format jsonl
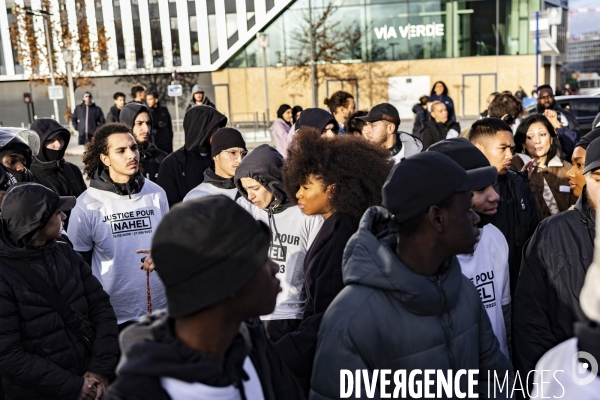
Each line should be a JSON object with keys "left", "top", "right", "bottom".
{"left": 236, "top": 198, "right": 323, "bottom": 320}
{"left": 68, "top": 180, "right": 169, "bottom": 324}
{"left": 457, "top": 224, "right": 511, "bottom": 357}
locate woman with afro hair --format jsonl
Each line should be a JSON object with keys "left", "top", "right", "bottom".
{"left": 275, "top": 127, "right": 393, "bottom": 391}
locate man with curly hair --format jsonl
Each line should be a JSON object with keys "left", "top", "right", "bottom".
{"left": 67, "top": 123, "right": 169, "bottom": 332}
{"left": 277, "top": 127, "right": 393, "bottom": 392}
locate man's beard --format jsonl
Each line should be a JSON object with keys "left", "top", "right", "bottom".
{"left": 587, "top": 188, "right": 597, "bottom": 214}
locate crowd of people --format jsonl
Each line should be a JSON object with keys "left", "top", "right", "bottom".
{"left": 0, "top": 81, "right": 600, "bottom": 400}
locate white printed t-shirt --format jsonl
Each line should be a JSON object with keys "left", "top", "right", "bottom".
{"left": 183, "top": 182, "right": 237, "bottom": 202}
{"left": 160, "top": 356, "right": 264, "bottom": 400}
{"left": 237, "top": 198, "right": 323, "bottom": 320}
{"left": 68, "top": 180, "right": 169, "bottom": 324}
{"left": 457, "top": 224, "right": 511, "bottom": 357}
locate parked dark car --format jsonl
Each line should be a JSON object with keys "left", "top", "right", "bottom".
{"left": 526, "top": 95, "right": 600, "bottom": 134}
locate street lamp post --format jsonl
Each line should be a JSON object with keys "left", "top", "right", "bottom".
{"left": 308, "top": 0, "right": 317, "bottom": 108}
{"left": 62, "top": 49, "right": 76, "bottom": 114}
{"left": 257, "top": 33, "right": 270, "bottom": 126}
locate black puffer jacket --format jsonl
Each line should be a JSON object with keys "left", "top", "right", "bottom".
{"left": 310, "top": 206, "right": 513, "bottom": 399}
{"left": 492, "top": 171, "right": 539, "bottom": 295}
{"left": 157, "top": 106, "right": 227, "bottom": 206}
{"left": 105, "top": 105, "right": 121, "bottom": 123}
{"left": 148, "top": 103, "right": 173, "bottom": 153}
{"left": 29, "top": 118, "right": 87, "bottom": 200}
{"left": 513, "top": 188, "right": 594, "bottom": 375}
{"left": 411, "top": 104, "right": 430, "bottom": 138}
{"left": 105, "top": 311, "right": 305, "bottom": 400}
{"left": 0, "top": 225, "right": 118, "bottom": 399}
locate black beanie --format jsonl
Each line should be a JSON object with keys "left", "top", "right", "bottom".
{"left": 152, "top": 195, "right": 271, "bottom": 318}
{"left": 211, "top": 128, "right": 247, "bottom": 158}
{"left": 277, "top": 104, "right": 292, "bottom": 120}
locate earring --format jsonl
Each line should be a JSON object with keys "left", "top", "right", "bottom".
{"left": 522, "top": 149, "right": 526, "bottom": 154}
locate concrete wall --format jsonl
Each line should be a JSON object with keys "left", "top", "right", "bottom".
{"left": 212, "top": 54, "right": 543, "bottom": 120}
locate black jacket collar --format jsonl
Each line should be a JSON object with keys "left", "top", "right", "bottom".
{"left": 203, "top": 167, "right": 236, "bottom": 190}
{"left": 90, "top": 168, "right": 145, "bottom": 197}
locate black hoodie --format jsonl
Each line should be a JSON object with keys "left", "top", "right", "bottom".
{"left": 104, "top": 311, "right": 305, "bottom": 400}
{"left": 119, "top": 104, "right": 168, "bottom": 183}
{"left": 235, "top": 144, "right": 292, "bottom": 215}
{"left": 29, "top": 119, "right": 87, "bottom": 209}
{"left": 295, "top": 108, "right": 338, "bottom": 134}
{"left": 157, "top": 106, "right": 228, "bottom": 206}
{"left": 106, "top": 105, "right": 121, "bottom": 123}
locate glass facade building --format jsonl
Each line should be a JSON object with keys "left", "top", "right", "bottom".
{"left": 229, "top": 0, "right": 540, "bottom": 68}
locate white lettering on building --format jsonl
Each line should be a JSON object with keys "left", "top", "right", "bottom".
{"left": 373, "top": 23, "right": 445, "bottom": 40}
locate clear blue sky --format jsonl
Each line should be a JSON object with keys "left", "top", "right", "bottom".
{"left": 569, "top": 0, "right": 600, "bottom": 36}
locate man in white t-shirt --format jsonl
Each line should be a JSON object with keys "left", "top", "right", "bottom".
{"left": 183, "top": 128, "right": 246, "bottom": 202}
{"left": 359, "top": 103, "right": 423, "bottom": 164}
{"left": 235, "top": 144, "right": 323, "bottom": 342}
{"left": 429, "top": 138, "right": 511, "bottom": 358}
{"left": 68, "top": 123, "right": 169, "bottom": 331}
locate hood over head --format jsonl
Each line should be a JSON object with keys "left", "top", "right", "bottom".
{"left": 119, "top": 103, "right": 153, "bottom": 129}
{"left": 191, "top": 84, "right": 204, "bottom": 95}
{"left": 0, "top": 128, "right": 34, "bottom": 169}
{"left": 1, "top": 182, "right": 75, "bottom": 247}
{"left": 116, "top": 311, "right": 257, "bottom": 388}
{"left": 183, "top": 106, "right": 227, "bottom": 155}
{"left": 234, "top": 144, "right": 288, "bottom": 210}
{"left": 342, "top": 206, "right": 463, "bottom": 315}
{"left": 30, "top": 118, "right": 70, "bottom": 161}
{"left": 296, "top": 108, "right": 339, "bottom": 134}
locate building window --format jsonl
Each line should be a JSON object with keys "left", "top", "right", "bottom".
{"left": 148, "top": 0, "right": 164, "bottom": 67}
{"left": 113, "top": 0, "right": 126, "bottom": 69}
{"left": 188, "top": 0, "right": 200, "bottom": 65}
{"left": 130, "top": 0, "right": 145, "bottom": 68}
{"left": 207, "top": 0, "right": 219, "bottom": 62}
{"left": 169, "top": 0, "right": 181, "bottom": 66}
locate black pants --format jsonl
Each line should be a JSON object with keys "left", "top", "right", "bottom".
{"left": 262, "top": 319, "right": 301, "bottom": 343}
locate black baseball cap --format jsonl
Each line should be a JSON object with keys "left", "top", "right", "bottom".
{"left": 358, "top": 103, "right": 400, "bottom": 126}
{"left": 382, "top": 152, "right": 497, "bottom": 224}
{"left": 427, "top": 137, "right": 494, "bottom": 171}
{"left": 583, "top": 137, "right": 600, "bottom": 174}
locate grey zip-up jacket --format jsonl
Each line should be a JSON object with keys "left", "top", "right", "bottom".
{"left": 309, "top": 206, "right": 514, "bottom": 399}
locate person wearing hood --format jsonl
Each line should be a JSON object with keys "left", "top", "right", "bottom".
{"left": 420, "top": 101, "right": 461, "bottom": 150}
{"left": 411, "top": 95, "right": 430, "bottom": 138}
{"left": 271, "top": 104, "right": 293, "bottom": 158}
{"left": 277, "top": 128, "right": 392, "bottom": 391}
{"left": 104, "top": 196, "right": 304, "bottom": 400}
{"left": 184, "top": 128, "right": 246, "bottom": 201}
{"left": 309, "top": 152, "right": 513, "bottom": 399}
{"left": 513, "top": 136, "right": 600, "bottom": 379}
{"left": 530, "top": 85, "right": 580, "bottom": 134}
{"left": 0, "top": 128, "right": 35, "bottom": 187}
{"left": 360, "top": 103, "right": 423, "bottom": 164}
{"left": 145, "top": 92, "right": 174, "bottom": 154}
{"left": 119, "top": 103, "right": 168, "bottom": 183}
{"left": 67, "top": 123, "right": 169, "bottom": 331}
{"left": 29, "top": 118, "right": 87, "bottom": 199}
{"left": 157, "top": 105, "right": 228, "bottom": 206}
{"left": 566, "top": 127, "right": 600, "bottom": 199}
{"left": 468, "top": 118, "right": 539, "bottom": 295}
{"left": 295, "top": 108, "right": 339, "bottom": 138}
{"left": 429, "top": 138, "right": 511, "bottom": 358}
{"left": 292, "top": 105, "right": 303, "bottom": 125}
{"left": 186, "top": 84, "right": 216, "bottom": 110}
{"left": 106, "top": 92, "right": 126, "bottom": 123}
{"left": 0, "top": 183, "right": 118, "bottom": 400}
{"left": 72, "top": 92, "right": 105, "bottom": 145}
{"left": 533, "top": 224, "right": 600, "bottom": 397}
{"left": 234, "top": 144, "right": 324, "bottom": 342}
